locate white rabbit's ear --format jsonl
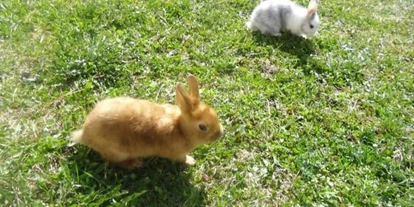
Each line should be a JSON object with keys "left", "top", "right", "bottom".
{"left": 307, "top": 0, "right": 318, "bottom": 17}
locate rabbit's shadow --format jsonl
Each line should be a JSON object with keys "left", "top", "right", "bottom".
{"left": 65, "top": 146, "right": 207, "bottom": 206}
{"left": 251, "top": 32, "right": 326, "bottom": 75}
{"left": 252, "top": 31, "right": 315, "bottom": 56}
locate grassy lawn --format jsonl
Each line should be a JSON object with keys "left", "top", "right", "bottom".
{"left": 0, "top": 0, "right": 413, "bottom": 206}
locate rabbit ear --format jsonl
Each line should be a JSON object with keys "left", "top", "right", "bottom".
{"left": 307, "top": 0, "right": 318, "bottom": 17}
{"left": 187, "top": 75, "right": 200, "bottom": 100}
{"left": 176, "top": 83, "right": 194, "bottom": 112}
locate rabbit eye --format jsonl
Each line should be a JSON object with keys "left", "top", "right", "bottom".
{"left": 310, "top": 24, "right": 314, "bottom": 29}
{"left": 198, "top": 124, "right": 208, "bottom": 132}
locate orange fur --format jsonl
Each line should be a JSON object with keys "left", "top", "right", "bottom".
{"left": 71, "top": 75, "right": 223, "bottom": 168}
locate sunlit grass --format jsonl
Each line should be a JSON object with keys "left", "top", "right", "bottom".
{"left": 0, "top": 0, "right": 413, "bottom": 206}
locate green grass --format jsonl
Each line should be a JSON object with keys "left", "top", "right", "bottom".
{"left": 1, "top": 0, "right": 413, "bottom": 206}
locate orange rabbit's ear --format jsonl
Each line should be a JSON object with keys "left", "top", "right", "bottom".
{"left": 187, "top": 75, "right": 200, "bottom": 100}
{"left": 307, "top": 0, "right": 318, "bottom": 17}
{"left": 176, "top": 82, "right": 199, "bottom": 112}
{"left": 176, "top": 83, "right": 191, "bottom": 112}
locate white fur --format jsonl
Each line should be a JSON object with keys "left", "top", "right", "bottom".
{"left": 246, "top": 0, "right": 320, "bottom": 38}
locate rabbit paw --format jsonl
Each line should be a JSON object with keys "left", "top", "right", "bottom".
{"left": 185, "top": 155, "right": 196, "bottom": 166}
{"left": 117, "top": 158, "right": 144, "bottom": 169}
{"left": 271, "top": 32, "right": 282, "bottom": 37}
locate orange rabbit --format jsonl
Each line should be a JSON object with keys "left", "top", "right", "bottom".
{"left": 71, "top": 75, "right": 224, "bottom": 169}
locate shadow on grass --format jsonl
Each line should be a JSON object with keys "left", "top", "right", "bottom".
{"left": 251, "top": 32, "right": 329, "bottom": 76}
{"left": 65, "top": 146, "right": 206, "bottom": 206}
{"left": 250, "top": 32, "right": 367, "bottom": 87}
{"left": 252, "top": 32, "right": 315, "bottom": 55}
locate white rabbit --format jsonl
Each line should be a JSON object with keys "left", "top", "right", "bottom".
{"left": 246, "top": 0, "right": 320, "bottom": 38}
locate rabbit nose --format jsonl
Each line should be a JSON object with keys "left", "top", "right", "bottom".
{"left": 220, "top": 127, "right": 226, "bottom": 137}
{"left": 212, "top": 130, "right": 223, "bottom": 141}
